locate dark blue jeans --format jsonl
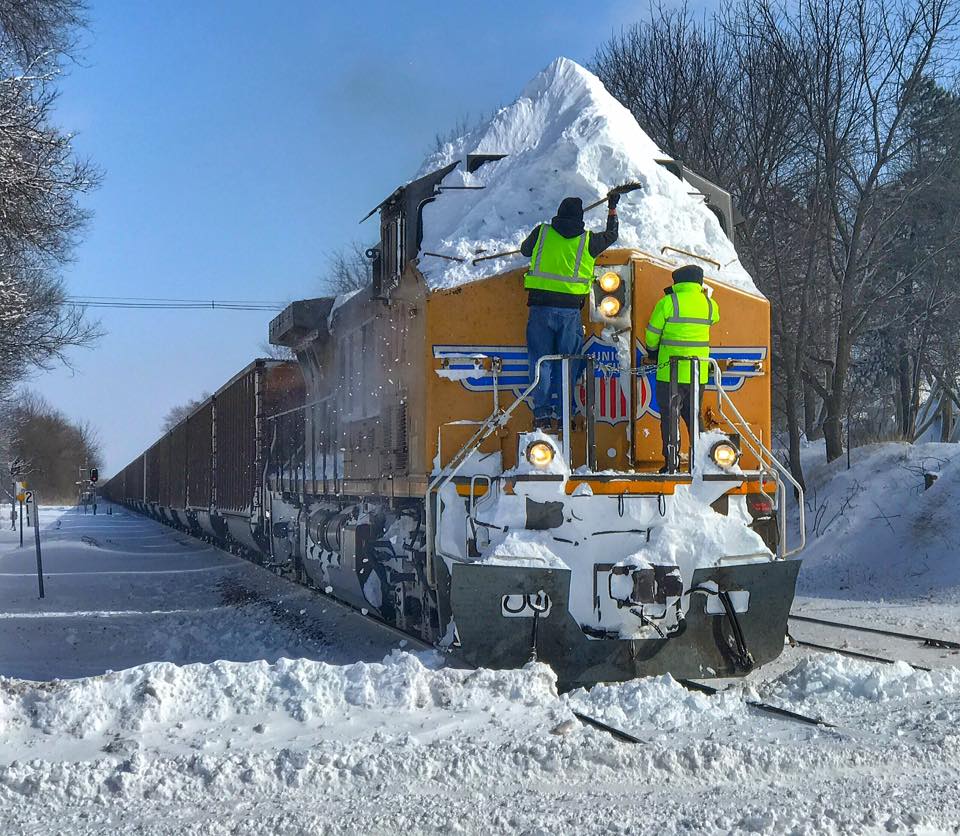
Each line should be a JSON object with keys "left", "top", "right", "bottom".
{"left": 526, "top": 305, "right": 584, "bottom": 421}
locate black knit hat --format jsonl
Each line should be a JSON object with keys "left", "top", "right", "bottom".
{"left": 672, "top": 264, "right": 704, "bottom": 284}
{"left": 555, "top": 197, "right": 583, "bottom": 221}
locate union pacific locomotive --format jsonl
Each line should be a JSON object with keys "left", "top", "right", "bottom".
{"left": 105, "top": 163, "right": 804, "bottom": 688}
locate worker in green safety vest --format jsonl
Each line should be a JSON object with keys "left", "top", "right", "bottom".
{"left": 519, "top": 195, "right": 619, "bottom": 429}
{"left": 644, "top": 264, "right": 720, "bottom": 472}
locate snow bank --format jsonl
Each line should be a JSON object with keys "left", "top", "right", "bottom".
{"left": 766, "top": 654, "right": 960, "bottom": 704}
{"left": 0, "top": 653, "right": 557, "bottom": 749}
{"left": 3, "top": 650, "right": 960, "bottom": 833}
{"left": 416, "top": 58, "right": 759, "bottom": 296}
{"left": 798, "top": 441, "right": 960, "bottom": 601}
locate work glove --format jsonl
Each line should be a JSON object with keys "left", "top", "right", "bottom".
{"left": 644, "top": 349, "right": 658, "bottom": 365}
{"left": 607, "top": 192, "right": 621, "bottom": 210}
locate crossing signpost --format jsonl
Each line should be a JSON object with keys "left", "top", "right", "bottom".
{"left": 16, "top": 481, "right": 27, "bottom": 548}
{"left": 24, "top": 490, "right": 44, "bottom": 598}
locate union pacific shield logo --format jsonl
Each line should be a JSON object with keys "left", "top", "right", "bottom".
{"left": 573, "top": 335, "right": 632, "bottom": 425}
{"left": 432, "top": 340, "right": 766, "bottom": 425}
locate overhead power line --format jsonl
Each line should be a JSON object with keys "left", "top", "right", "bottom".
{"left": 65, "top": 295, "right": 286, "bottom": 312}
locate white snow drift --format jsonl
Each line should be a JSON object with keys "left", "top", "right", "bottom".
{"left": 3, "top": 651, "right": 960, "bottom": 834}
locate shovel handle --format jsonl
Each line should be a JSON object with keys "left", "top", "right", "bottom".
{"left": 471, "top": 249, "right": 521, "bottom": 266}
{"left": 468, "top": 182, "right": 643, "bottom": 267}
{"left": 423, "top": 251, "right": 466, "bottom": 263}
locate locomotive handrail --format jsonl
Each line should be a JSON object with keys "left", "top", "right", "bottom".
{"left": 425, "top": 353, "right": 583, "bottom": 586}
{"left": 633, "top": 355, "right": 804, "bottom": 559}
{"left": 703, "top": 357, "right": 805, "bottom": 558}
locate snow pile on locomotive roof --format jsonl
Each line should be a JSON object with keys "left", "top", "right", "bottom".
{"left": 417, "top": 57, "right": 760, "bottom": 296}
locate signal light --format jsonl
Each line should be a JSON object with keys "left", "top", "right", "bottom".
{"left": 90, "top": 468, "right": 99, "bottom": 483}
{"left": 598, "top": 271, "right": 621, "bottom": 292}
{"left": 599, "top": 296, "right": 621, "bottom": 317}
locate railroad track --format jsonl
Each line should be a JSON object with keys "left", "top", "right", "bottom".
{"left": 787, "top": 613, "right": 960, "bottom": 673}
{"left": 231, "top": 566, "right": 840, "bottom": 742}
{"left": 789, "top": 638, "right": 933, "bottom": 672}
{"left": 678, "top": 678, "right": 836, "bottom": 729}
{"left": 790, "top": 614, "right": 960, "bottom": 650}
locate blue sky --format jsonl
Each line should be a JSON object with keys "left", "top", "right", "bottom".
{"left": 35, "top": 0, "right": 646, "bottom": 472}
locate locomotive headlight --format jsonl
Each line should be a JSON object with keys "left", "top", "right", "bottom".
{"left": 526, "top": 441, "right": 556, "bottom": 468}
{"left": 599, "top": 296, "right": 622, "bottom": 317}
{"left": 710, "top": 440, "right": 740, "bottom": 469}
{"left": 598, "top": 271, "right": 621, "bottom": 292}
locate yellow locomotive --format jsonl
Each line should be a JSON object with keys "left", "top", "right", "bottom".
{"left": 107, "top": 58, "right": 805, "bottom": 688}
{"left": 262, "top": 166, "right": 804, "bottom": 688}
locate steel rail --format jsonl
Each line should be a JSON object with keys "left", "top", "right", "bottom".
{"left": 789, "top": 614, "right": 960, "bottom": 650}
{"left": 570, "top": 711, "right": 645, "bottom": 743}
{"left": 789, "top": 638, "right": 932, "bottom": 672}
{"left": 679, "top": 679, "right": 836, "bottom": 729}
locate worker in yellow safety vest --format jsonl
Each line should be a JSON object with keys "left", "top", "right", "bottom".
{"left": 519, "top": 195, "right": 619, "bottom": 429}
{"left": 644, "top": 264, "right": 720, "bottom": 472}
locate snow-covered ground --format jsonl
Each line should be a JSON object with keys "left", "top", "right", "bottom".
{"left": 1, "top": 501, "right": 959, "bottom": 834}
{"left": 790, "top": 442, "right": 960, "bottom": 643}
{"left": 0, "top": 506, "right": 401, "bottom": 681}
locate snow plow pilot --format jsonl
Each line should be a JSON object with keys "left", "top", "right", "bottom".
{"left": 520, "top": 193, "right": 620, "bottom": 430}
{"left": 644, "top": 264, "right": 720, "bottom": 472}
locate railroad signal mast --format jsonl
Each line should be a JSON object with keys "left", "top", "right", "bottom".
{"left": 76, "top": 464, "right": 99, "bottom": 514}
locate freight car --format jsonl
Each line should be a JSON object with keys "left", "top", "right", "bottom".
{"left": 106, "top": 359, "right": 303, "bottom": 553}
{"left": 105, "top": 171, "right": 805, "bottom": 690}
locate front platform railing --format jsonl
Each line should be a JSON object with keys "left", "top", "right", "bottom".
{"left": 427, "top": 351, "right": 805, "bottom": 579}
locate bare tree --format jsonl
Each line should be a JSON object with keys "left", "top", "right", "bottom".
{"left": 0, "top": 0, "right": 85, "bottom": 66}
{"left": 0, "top": 0, "right": 100, "bottom": 403}
{"left": 6, "top": 390, "right": 101, "bottom": 502}
{"left": 593, "top": 0, "right": 960, "bottom": 479}
{"left": 322, "top": 242, "right": 373, "bottom": 296}
{"left": 161, "top": 393, "right": 210, "bottom": 432}
{"left": 259, "top": 340, "right": 296, "bottom": 361}
{"left": 748, "top": 0, "right": 960, "bottom": 461}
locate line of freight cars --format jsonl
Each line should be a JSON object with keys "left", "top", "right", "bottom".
{"left": 103, "top": 359, "right": 303, "bottom": 553}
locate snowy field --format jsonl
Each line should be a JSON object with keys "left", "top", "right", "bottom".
{"left": 1, "top": 494, "right": 959, "bottom": 834}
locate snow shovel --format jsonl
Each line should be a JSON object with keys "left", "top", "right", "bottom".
{"left": 470, "top": 181, "right": 644, "bottom": 266}
{"left": 583, "top": 180, "right": 644, "bottom": 212}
